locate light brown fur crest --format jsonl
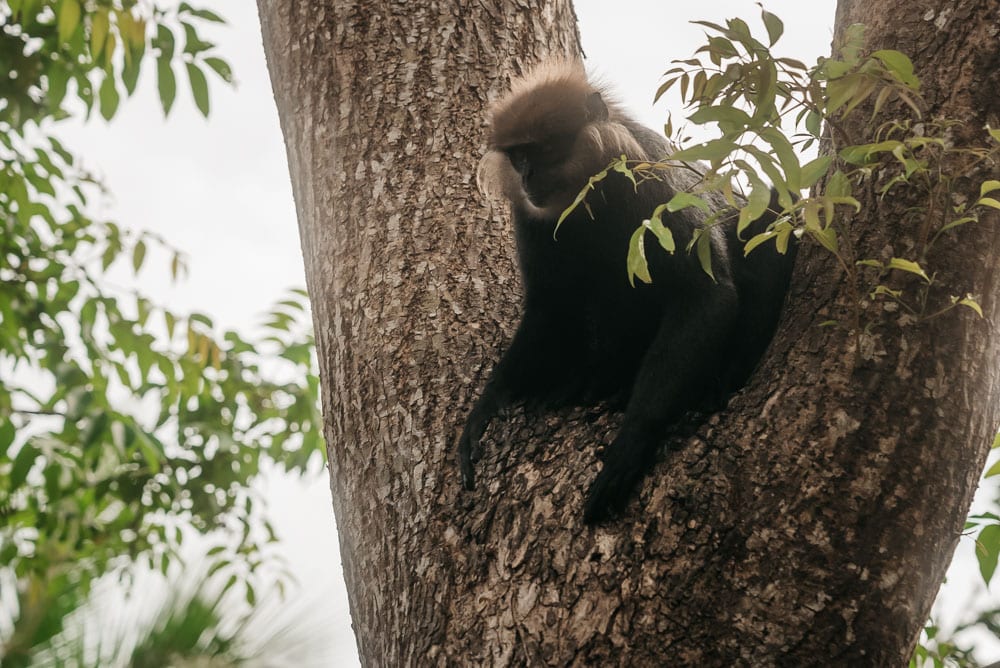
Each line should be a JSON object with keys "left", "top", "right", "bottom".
{"left": 477, "top": 59, "right": 650, "bottom": 214}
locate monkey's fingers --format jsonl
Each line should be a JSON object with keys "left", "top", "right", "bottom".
{"left": 458, "top": 427, "right": 483, "bottom": 490}
{"left": 582, "top": 461, "right": 642, "bottom": 524}
{"left": 458, "top": 440, "right": 475, "bottom": 490}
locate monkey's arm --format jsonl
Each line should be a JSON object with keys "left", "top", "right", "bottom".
{"left": 459, "top": 307, "right": 574, "bottom": 490}
{"left": 582, "top": 288, "right": 739, "bottom": 524}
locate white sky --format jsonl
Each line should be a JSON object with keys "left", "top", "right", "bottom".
{"left": 54, "top": 0, "right": 1000, "bottom": 664}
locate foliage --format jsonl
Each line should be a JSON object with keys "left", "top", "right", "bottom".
{"left": 22, "top": 567, "right": 332, "bottom": 667}
{"left": 1, "top": 0, "right": 231, "bottom": 127}
{"left": 0, "top": 1, "right": 322, "bottom": 663}
{"left": 559, "top": 9, "right": 1000, "bottom": 339}
{"left": 909, "top": 619, "right": 977, "bottom": 668}
{"left": 961, "top": 435, "right": 1000, "bottom": 615}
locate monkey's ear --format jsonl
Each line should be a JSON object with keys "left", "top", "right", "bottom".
{"left": 585, "top": 92, "right": 609, "bottom": 122}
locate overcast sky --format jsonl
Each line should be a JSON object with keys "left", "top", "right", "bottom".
{"left": 55, "top": 1, "right": 999, "bottom": 664}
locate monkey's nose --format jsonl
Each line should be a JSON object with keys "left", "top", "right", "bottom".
{"left": 520, "top": 169, "right": 534, "bottom": 193}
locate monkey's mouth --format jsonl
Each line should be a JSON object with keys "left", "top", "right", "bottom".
{"left": 523, "top": 181, "right": 571, "bottom": 208}
{"left": 520, "top": 190, "right": 575, "bottom": 220}
{"left": 522, "top": 188, "right": 547, "bottom": 207}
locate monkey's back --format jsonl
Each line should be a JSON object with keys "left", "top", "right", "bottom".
{"left": 509, "top": 171, "right": 741, "bottom": 408}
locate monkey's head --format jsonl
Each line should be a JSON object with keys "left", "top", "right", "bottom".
{"left": 478, "top": 59, "right": 648, "bottom": 219}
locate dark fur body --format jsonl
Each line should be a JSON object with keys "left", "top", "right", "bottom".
{"left": 460, "top": 61, "right": 796, "bottom": 523}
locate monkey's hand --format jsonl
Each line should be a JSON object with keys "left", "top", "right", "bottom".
{"left": 582, "top": 433, "right": 654, "bottom": 524}
{"left": 582, "top": 458, "right": 644, "bottom": 524}
{"left": 458, "top": 417, "right": 486, "bottom": 490}
{"left": 458, "top": 393, "right": 500, "bottom": 490}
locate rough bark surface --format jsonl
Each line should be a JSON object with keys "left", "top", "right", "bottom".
{"left": 258, "top": 0, "right": 1000, "bottom": 665}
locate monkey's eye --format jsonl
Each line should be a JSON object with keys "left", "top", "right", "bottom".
{"left": 507, "top": 146, "right": 529, "bottom": 163}
{"left": 528, "top": 143, "right": 562, "bottom": 167}
{"left": 505, "top": 146, "right": 534, "bottom": 175}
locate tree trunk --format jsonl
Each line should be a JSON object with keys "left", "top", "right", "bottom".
{"left": 258, "top": 0, "right": 1000, "bottom": 665}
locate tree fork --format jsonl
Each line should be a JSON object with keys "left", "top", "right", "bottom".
{"left": 258, "top": 0, "right": 1000, "bottom": 664}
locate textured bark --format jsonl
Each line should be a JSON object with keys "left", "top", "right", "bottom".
{"left": 258, "top": 0, "right": 1000, "bottom": 665}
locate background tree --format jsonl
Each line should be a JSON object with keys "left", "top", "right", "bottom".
{"left": 258, "top": 0, "right": 999, "bottom": 664}
{"left": 0, "top": 2, "right": 323, "bottom": 663}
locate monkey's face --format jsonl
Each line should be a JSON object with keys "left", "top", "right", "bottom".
{"left": 496, "top": 131, "right": 601, "bottom": 218}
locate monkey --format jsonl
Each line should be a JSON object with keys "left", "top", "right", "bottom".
{"left": 458, "top": 59, "right": 796, "bottom": 524}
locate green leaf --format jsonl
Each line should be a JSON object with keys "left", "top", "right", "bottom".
{"left": 761, "top": 9, "right": 784, "bottom": 46}
{"left": 157, "top": 58, "right": 177, "bottom": 116}
{"left": 810, "top": 226, "right": 839, "bottom": 254}
{"left": 58, "top": 0, "right": 81, "bottom": 43}
{"left": 135, "top": 431, "right": 163, "bottom": 474}
{"left": 11, "top": 443, "right": 39, "bottom": 490}
{"left": 654, "top": 77, "right": 678, "bottom": 105}
{"left": 705, "top": 36, "right": 738, "bottom": 59}
{"left": 91, "top": 9, "right": 109, "bottom": 58}
{"left": 758, "top": 127, "right": 801, "bottom": 192}
{"left": 688, "top": 105, "right": 752, "bottom": 128}
{"left": 190, "top": 312, "right": 213, "bottom": 328}
{"left": 164, "top": 311, "right": 177, "bottom": 339}
{"left": 132, "top": 239, "right": 146, "bottom": 274}
{"left": 887, "top": 257, "right": 930, "bottom": 282}
{"left": 554, "top": 168, "right": 608, "bottom": 238}
{"left": 825, "top": 170, "right": 851, "bottom": 198}
{"left": 871, "top": 285, "right": 902, "bottom": 300}
{"left": 49, "top": 136, "right": 74, "bottom": 165}
{"left": 123, "top": 57, "right": 142, "bottom": 95}
{"left": 976, "top": 524, "right": 1000, "bottom": 585}
{"left": 804, "top": 110, "right": 822, "bottom": 138}
{"left": 99, "top": 73, "right": 120, "bottom": 121}
{"left": 750, "top": 61, "right": 778, "bottom": 123}
{"left": 102, "top": 240, "right": 120, "bottom": 271}
{"left": 984, "top": 458, "right": 1000, "bottom": 478}
{"left": 871, "top": 49, "right": 920, "bottom": 89}
{"left": 181, "top": 4, "right": 226, "bottom": 23}
{"left": 800, "top": 155, "right": 833, "bottom": 190}
{"left": 668, "top": 139, "right": 738, "bottom": 164}
{"left": 743, "top": 230, "right": 778, "bottom": 256}
{"left": 0, "top": 420, "right": 15, "bottom": 458}
{"left": 666, "top": 192, "right": 710, "bottom": 213}
{"left": 170, "top": 251, "right": 186, "bottom": 281}
{"left": 826, "top": 75, "right": 861, "bottom": 117}
{"left": 868, "top": 86, "right": 894, "bottom": 123}
{"left": 978, "top": 197, "right": 1000, "bottom": 210}
{"left": 182, "top": 22, "right": 215, "bottom": 55}
{"left": 612, "top": 158, "right": 637, "bottom": 189}
{"left": 626, "top": 226, "right": 652, "bottom": 287}
{"left": 46, "top": 63, "right": 70, "bottom": 111}
{"left": 937, "top": 216, "right": 976, "bottom": 236}
{"left": 154, "top": 24, "right": 175, "bottom": 60}
{"left": 118, "top": 9, "right": 147, "bottom": 54}
{"left": 203, "top": 57, "right": 234, "bottom": 84}
{"left": 82, "top": 412, "right": 109, "bottom": 449}
{"left": 645, "top": 206, "right": 676, "bottom": 253}
{"left": 981, "top": 180, "right": 1000, "bottom": 198}
{"left": 956, "top": 296, "right": 983, "bottom": 318}
{"left": 741, "top": 145, "right": 792, "bottom": 207}
{"left": 695, "top": 230, "right": 715, "bottom": 281}
{"left": 186, "top": 62, "right": 210, "bottom": 117}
